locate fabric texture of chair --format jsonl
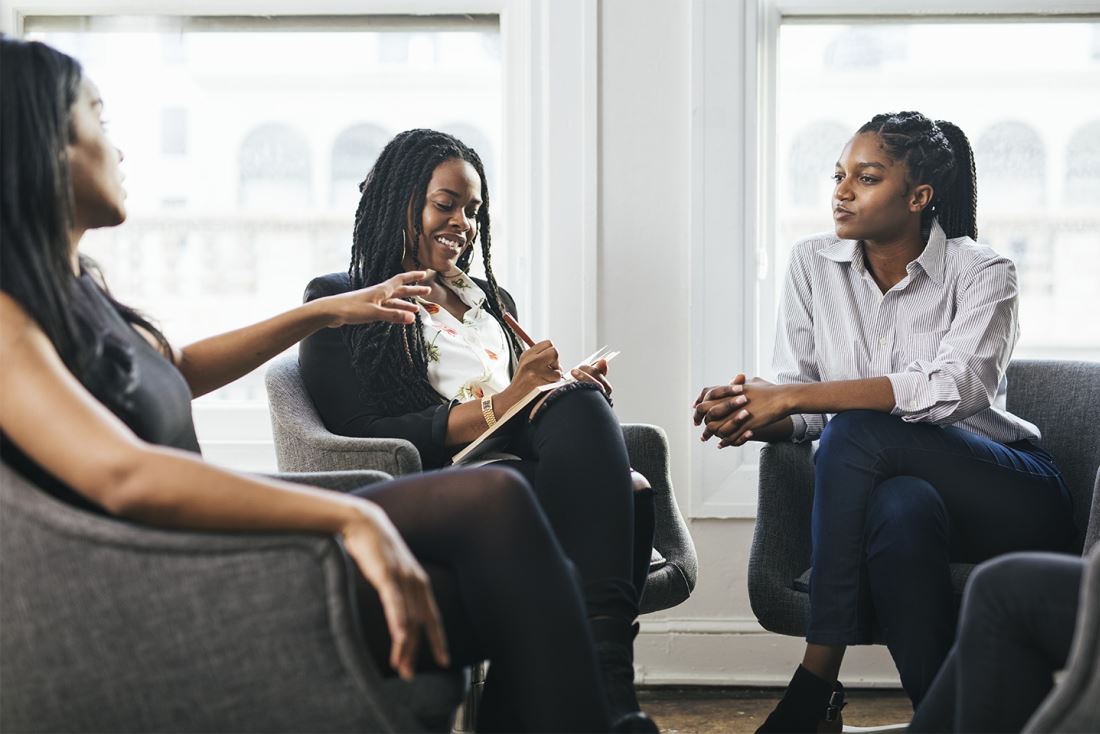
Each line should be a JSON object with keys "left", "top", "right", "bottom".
{"left": 748, "top": 359, "right": 1100, "bottom": 638}
{"left": 265, "top": 351, "right": 699, "bottom": 615}
{"left": 0, "top": 462, "right": 465, "bottom": 733}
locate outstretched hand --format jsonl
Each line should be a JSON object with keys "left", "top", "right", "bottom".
{"left": 324, "top": 271, "right": 433, "bottom": 327}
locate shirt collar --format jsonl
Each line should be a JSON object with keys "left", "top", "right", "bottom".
{"left": 815, "top": 219, "right": 947, "bottom": 285}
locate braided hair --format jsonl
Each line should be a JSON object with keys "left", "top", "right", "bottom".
{"left": 344, "top": 129, "right": 522, "bottom": 416}
{"left": 858, "top": 111, "right": 978, "bottom": 240}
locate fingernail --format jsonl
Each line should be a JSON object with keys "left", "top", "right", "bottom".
{"left": 738, "top": 410, "right": 749, "bottom": 419}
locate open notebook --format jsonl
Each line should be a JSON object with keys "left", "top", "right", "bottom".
{"left": 451, "top": 346, "right": 620, "bottom": 465}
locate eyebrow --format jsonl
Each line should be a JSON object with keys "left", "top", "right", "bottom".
{"left": 836, "top": 160, "right": 888, "bottom": 171}
{"left": 435, "top": 187, "right": 482, "bottom": 205}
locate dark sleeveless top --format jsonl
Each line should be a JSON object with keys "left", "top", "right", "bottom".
{"left": 0, "top": 273, "right": 200, "bottom": 514}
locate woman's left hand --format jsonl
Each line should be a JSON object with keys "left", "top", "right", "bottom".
{"left": 570, "top": 358, "right": 612, "bottom": 396}
{"left": 323, "top": 271, "right": 433, "bottom": 327}
{"left": 696, "top": 377, "right": 794, "bottom": 446}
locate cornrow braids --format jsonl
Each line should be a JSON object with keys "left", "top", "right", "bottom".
{"left": 858, "top": 111, "right": 978, "bottom": 240}
{"left": 343, "top": 129, "right": 523, "bottom": 417}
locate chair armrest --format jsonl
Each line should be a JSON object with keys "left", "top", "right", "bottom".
{"left": 748, "top": 441, "right": 816, "bottom": 636}
{"left": 621, "top": 423, "right": 698, "bottom": 613}
{"left": 270, "top": 422, "right": 423, "bottom": 477}
{"left": 263, "top": 469, "right": 394, "bottom": 493}
{"left": 0, "top": 468, "right": 423, "bottom": 733}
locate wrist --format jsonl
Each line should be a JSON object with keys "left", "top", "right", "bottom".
{"left": 782, "top": 383, "right": 805, "bottom": 415}
{"left": 306, "top": 296, "right": 343, "bottom": 329}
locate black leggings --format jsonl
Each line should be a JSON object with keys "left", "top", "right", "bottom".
{"left": 908, "top": 552, "right": 1083, "bottom": 733}
{"left": 502, "top": 386, "right": 647, "bottom": 622}
{"left": 350, "top": 466, "right": 610, "bottom": 733}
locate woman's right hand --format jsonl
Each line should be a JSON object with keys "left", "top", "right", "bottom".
{"left": 340, "top": 505, "right": 449, "bottom": 681}
{"left": 503, "top": 339, "right": 563, "bottom": 399}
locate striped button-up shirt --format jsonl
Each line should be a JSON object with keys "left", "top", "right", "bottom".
{"left": 774, "top": 219, "right": 1039, "bottom": 445}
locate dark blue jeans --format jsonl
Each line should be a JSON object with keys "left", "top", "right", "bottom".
{"left": 806, "top": 411, "right": 1076, "bottom": 705}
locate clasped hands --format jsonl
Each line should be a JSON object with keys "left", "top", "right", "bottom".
{"left": 693, "top": 374, "right": 794, "bottom": 448}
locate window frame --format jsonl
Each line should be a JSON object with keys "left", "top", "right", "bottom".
{"left": 5, "top": 0, "right": 599, "bottom": 470}
{"left": 687, "top": 0, "right": 1098, "bottom": 519}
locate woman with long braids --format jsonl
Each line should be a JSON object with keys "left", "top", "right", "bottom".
{"left": 300, "top": 129, "right": 658, "bottom": 732}
{"left": 0, "top": 37, "right": 621, "bottom": 733}
{"left": 693, "top": 112, "right": 1076, "bottom": 731}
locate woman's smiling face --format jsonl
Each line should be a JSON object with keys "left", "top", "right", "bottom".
{"left": 406, "top": 157, "right": 482, "bottom": 274}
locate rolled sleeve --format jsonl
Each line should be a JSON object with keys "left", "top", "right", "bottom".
{"left": 887, "top": 258, "right": 1017, "bottom": 425}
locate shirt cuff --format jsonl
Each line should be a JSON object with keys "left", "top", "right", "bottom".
{"left": 790, "top": 413, "right": 828, "bottom": 443}
{"left": 887, "top": 371, "right": 937, "bottom": 416}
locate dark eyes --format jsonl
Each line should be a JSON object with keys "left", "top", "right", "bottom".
{"left": 832, "top": 173, "right": 878, "bottom": 184}
{"left": 433, "top": 200, "right": 479, "bottom": 218}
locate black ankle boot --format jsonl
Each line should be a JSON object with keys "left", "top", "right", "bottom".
{"left": 591, "top": 619, "right": 659, "bottom": 733}
{"left": 819, "top": 681, "right": 846, "bottom": 734}
{"left": 756, "top": 665, "right": 836, "bottom": 734}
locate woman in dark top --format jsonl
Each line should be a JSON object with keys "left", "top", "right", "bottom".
{"left": 299, "top": 129, "right": 658, "bottom": 731}
{"left": 0, "top": 37, "right": 619, "bottom": 733}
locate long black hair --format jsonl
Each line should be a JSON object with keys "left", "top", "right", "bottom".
{"left": 858, "top": 111, "right": 978, "bottom": 240}
{"left": 344, "top": 128, "right": 522, "bottom": 415}
{"left": 0, "top": 37, "right": 169, "bottom": 406}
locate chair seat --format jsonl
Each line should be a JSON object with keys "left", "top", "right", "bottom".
{"left": 791, "top": 563, "right": 977, "bottom": 594}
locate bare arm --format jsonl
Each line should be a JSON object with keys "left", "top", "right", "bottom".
{"left": 0, "top": 294, "right": 443, "bottom": 679}
{"left": 176, "top": 272, "right": 430, "bottom": 398}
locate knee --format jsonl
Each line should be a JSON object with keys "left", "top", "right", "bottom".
{"left": 866, "top": 477, "right": 948, "bottom": 560}
{"left": 469, "top": 466, "right": 540, "bottom": 520}
{"left": 962, "top": 553, "right": 1040, "bottom": 621}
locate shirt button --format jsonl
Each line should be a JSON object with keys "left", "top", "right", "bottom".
{"left": 879, "top": 337, "right": 887, "bottom": 347}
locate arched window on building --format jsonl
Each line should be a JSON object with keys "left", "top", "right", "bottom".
{"left": 437, "top": 123, "right": 497, "bottom": 191}
{"left": 1065, "top": 120, "right": 1100, "bottom": 206}
{"left": 974, "top": 121, "right": 1046, "bottom": 206}
{"left": 330, "top": 123, "right": 390, "bottom": 211}
{"left": 239, "top": 123, "right": 312, "bottom": 209}
{"left": 787, "top": 120, "right": 850, "bottom": 207}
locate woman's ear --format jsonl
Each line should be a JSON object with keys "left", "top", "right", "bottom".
{"left": 909, "top": 184, "right": 934, "bottom": 213}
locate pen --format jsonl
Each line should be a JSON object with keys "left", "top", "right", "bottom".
{"left": 503, "top": 311, "right": 536, "bottom": 348}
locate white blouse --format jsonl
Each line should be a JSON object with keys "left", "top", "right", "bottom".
{"left": 417, "top": 271, "right": 513, "bottom": 402}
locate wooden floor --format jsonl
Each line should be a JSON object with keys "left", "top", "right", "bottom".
{"left": 637, "top": 687, "right": 913, "bottom": 734}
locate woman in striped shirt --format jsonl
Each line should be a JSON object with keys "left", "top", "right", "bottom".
{"left": 693, "top": 111, "right": 1076, "bottom": 732}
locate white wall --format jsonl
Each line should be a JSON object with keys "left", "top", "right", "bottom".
{"left": 596, "top": 0, "right": 900, "bottom": 686}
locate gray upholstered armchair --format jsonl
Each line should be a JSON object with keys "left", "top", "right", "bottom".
{"left": 265, "top": 351, "right": 698, "bottom": 615}
{"left": 0, "top": 463, "right": 465, "bottom": 733}
{"left": 747, "top": 359, "right": 1100, "bottom": 729}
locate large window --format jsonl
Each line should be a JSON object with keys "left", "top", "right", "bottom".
{"left": 27, "top": 17, "right": 505, "bottom": 409}
{"left": 775, "top": 20, "right": 1100, "bottom": 362}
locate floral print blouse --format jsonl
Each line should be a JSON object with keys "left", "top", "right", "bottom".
{"left": 417, "top": 270, "right": 513, "bottom": 403}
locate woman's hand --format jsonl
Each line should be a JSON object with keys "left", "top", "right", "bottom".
{"left": 694, "top": 375, "right": 795, "bottom": 446}
{"left": 322, "top": 271, "right": 433, "bottom": 327}
{"left": 571, "top": 358, "right": 612, "bottom": 396}
{"left": 502, "top": 340, "right": 563, "bottom": 400}
{"left": 340, "top": 505, "right": 449, "bottom": 681}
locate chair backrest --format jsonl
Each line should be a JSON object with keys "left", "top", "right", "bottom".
{"left": 264, "top": 352, "right": 422, "bottom": 476}
{"left": 1006, "top": 359, "right": 1100, "bottom": 552}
